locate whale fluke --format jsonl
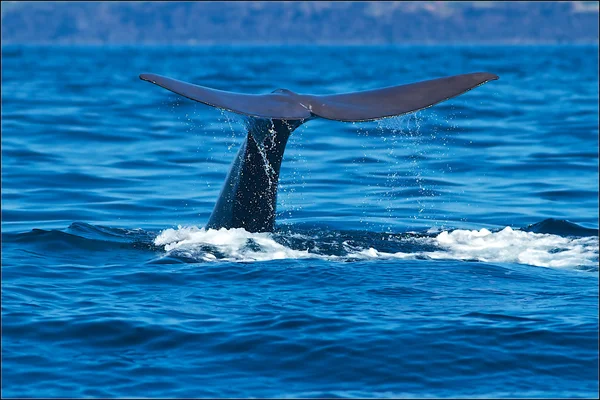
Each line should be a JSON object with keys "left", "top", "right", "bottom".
{"left": 140, "top": 72, "right": 498, "bottom": 232}
{"left": 140, "top": 72, "right": 498, "bottom": 122}
{"left": 305, "top": 72, "right": 498, "bottom": 122}
{"left": 140, "top": 73, "right": 312, "bottom": 120}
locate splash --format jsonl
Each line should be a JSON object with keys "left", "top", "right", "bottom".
{"left": 154, "top": 225, "right": 599, "bottom": 269}
{"left": 429, "top": 226, "right": 599, "bottom": 268}
{"left": 154, "top": 226, "right": 313, "bottom": 262}
{"left": 219, "top": 109, "right": 245, "bottom": 151}
{"left": 376, "top": 113, "right": 444, "bottom": 226}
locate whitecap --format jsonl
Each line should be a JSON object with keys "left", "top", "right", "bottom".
{"left": 154, "top": 225, "right": 599, "bottom": 269}
{"left": 427, "top": 226, "right": 599, "bottom": 268}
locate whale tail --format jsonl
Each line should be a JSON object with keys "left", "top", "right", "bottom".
{"left": 140, "top": 72, "right": 498, "bottom": 232}
{"left": 139, "top": 72, "right": 498, "bottom": 122}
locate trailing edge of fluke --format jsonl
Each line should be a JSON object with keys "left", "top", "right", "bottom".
{"left": 140, "top": 71, "right": 499, "bottom": 232}
{"left": 139, "top": 72, "right": 498, "bottom": 122}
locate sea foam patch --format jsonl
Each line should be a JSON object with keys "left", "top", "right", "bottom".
{"left": 154, "top": 225, "right": 599, "bottom": 268}
{"left": 154, "top": 226, "right": 312, "bottom": 262}
{"left": 428, "top": 227, "right": 599, "bottom": 268}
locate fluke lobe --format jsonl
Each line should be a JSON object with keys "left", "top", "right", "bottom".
{"left": 140, "top": 72, "right": 498, "bottom": 232}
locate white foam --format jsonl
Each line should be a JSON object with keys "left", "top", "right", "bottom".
{"left": 154, "top": 226, "right": 313, "bottom": 262}
{"left": 427, "top": 226, "right": 599, "bottom": 268}
{"left": 153, "top": 225, "right": 598, "bottom": 268}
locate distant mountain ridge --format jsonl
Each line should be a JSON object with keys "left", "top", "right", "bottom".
{"left": 1, "top": 1, "right": 598, "bottom": 44}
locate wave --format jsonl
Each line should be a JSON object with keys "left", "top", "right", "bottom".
{"left": 153, "top": 220, "right": 598, "bottom": 269}
{"left": 430, "top": 227, "right": 598, "bottom": 269}
{"left": 5, "top": 219, "right": 597, "bottom": 270}
{"left": 154, "top": 226, "right": 314, "bottom": 262}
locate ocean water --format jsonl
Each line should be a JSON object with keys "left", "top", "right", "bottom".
{"left": 1, "top": 45, "right": 598, "bottom": 398}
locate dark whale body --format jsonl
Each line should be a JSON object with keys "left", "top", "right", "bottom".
{"left": 140, "top": 72, "right": 498, "bottom": 232}
{"left": 205, "top": 118, "right": 302, "bottom": 233}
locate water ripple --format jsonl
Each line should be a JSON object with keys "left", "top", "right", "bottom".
{"left": 2, "top": 44, "right": 598, "bottom": 398}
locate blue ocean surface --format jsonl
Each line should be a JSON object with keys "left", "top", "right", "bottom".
{"left": 1, "top": 45, "right": 599, "bottom": 398}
